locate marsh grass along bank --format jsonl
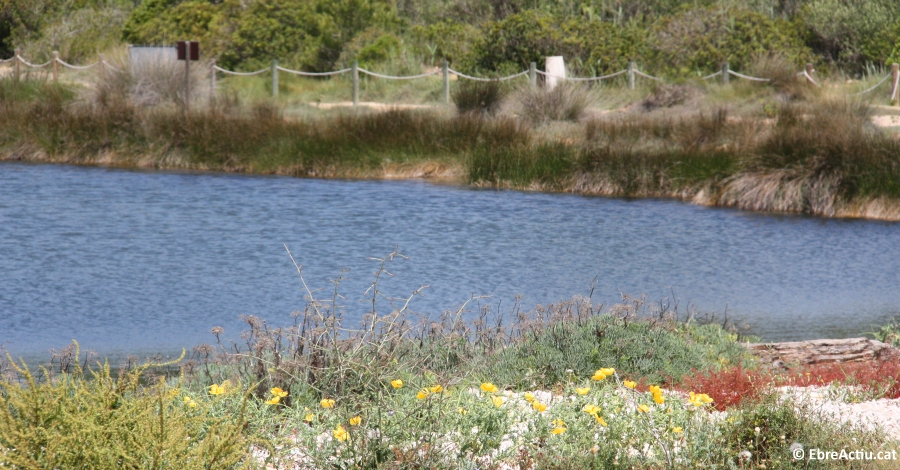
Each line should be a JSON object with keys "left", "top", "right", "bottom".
{"left": 2, "top": 78, "right": 900, "bottom": 219}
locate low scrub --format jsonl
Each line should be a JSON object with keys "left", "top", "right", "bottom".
{"left": 0, "top": 344, "right": 251, "bottom": 469}
{"left": 514, "top": 81, "right": 595, "bottom": 124}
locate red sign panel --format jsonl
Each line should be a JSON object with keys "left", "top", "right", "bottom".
{"left": 177, "top": 41, "right": 200, "bottom": 61}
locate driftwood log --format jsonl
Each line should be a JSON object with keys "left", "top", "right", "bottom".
{"left": 745, "top": 338, "right": 900, "bottom": 369}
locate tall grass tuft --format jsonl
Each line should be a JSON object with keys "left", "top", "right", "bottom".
{"left": 452, "top": 79, "right": 506, "bottom": 116}
{"left": 514, "top": 81, "right": 596, "bottom": 124}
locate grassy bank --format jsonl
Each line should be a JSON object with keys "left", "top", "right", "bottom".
{"left": 2, "top": 76, "right": 900, "bottom": 220}
{"left": 3, "top": 257, "right": 899, "bottom": 468}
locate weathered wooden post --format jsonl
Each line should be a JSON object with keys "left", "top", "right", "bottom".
{"left": 891, "top": 63, "right": 899, "bottom": 106}
{"left": 442, "top": 59, "right": 449, "bottom": 104}
{"left": 52, "top": 51, "right": 59, "bottom": 83}
{"left": 805, "top": 63, "right": 814, "bottom": 84}
{"left": 352, "top": 60, "right": 359, "bottom": 108}
{"left": 271, "top": 59, "right": 278, "bottom": 98}
{"left": 721, "top": 62, "right": 729, "bottom": 85}
{"left": 529, "top": 61, "right": 537, "bottom": 88}
{"left": 627, "top": 61, "right": 635, "bottom": 90}
{"left": 210, "top": 59, "right": 217, "bottom": 104}
{"left": 14, "top": 48, "right": 20, "bottom": 81}
{"left": 177, "top": 41, "right": 198, "bottom": 115}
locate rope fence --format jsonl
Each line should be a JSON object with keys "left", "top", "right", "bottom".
{"left": 3, "top": 49, "right": 899, "bottom": 107}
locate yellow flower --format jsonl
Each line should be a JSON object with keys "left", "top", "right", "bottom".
{"left": 167, "top": 388, "right": 180, "bottom": 398}
{"left": 492, "top": 396, "right": 504, "bottom": 407}
{"left": 333, "top": 425, "right": 349, "bottom": 442}
{"left": 653, "top": 393, "right": 665, "bottom": 405}
{"left": 637, "top": 404, "right": 650, "bottom": 413}
{"left": 532, "top": 402, "right": 547, "bottom": 412}
{"left": 623, "top": 380, "right": 636, "bottom": 389}
{"left": 551, "top": 427, "right": 566, "bottom": 435}
{"left": 208, "top": 383, "right": 226, "bottom": 396}
{"left": 416, "top": 389, "right": 429, "bottom": 400}
{"left": 552, "top": 418, "right": 565, "bottom": 427}
{"left": 524, "top": 392, "right": 535, "bottom": 403}
{"left": 591, "top": 368, "right": 614, "bottom": 381}
{"left": 183, "top": 396, "right": 197, "bottom": 408}
{"left": 429, "top": 385, "right": 443, "bottom": 394}
{"left": 582, "top": 404, "right": 600, "bottom": 415}
{"left": 349, "top": 416, "right": 361, "bottom": 426}
{"left": 391, "top": 379, "right": 403, "bottom": 389}
{"left": 265, "top": 396, "right": 281, "bottom": 405}
{"left": 320, "top": 398, "right": 336, "bottom": 408}
{"left": 576, "top": 387, "right": 590, "bottom": 395}
{"left": 480, "top": 382, "right": 499, "bottom": 394}
{"left": 304, "top": 413, "right": 315, "bottom": 422}
{"left": 673, "top": 427, "right": 683, "bottom": 433}
{"left": 458, "top": 407, "right": 467, "bottom": 415}
{"left": 594, "top": 414, "right": 608, "bottom": 426}
{"left": 270, "top": 387, "right": 288, "bottom": 398}
{"left": 688, "top": 392, "right": 714, "bottom": 407}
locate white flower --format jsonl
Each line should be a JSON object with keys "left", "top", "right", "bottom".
{"left": 789, "top": 442, "right": 803, "bottom": 453}
{"left": 738, "top": 450, "right": 752, "bottom": 461}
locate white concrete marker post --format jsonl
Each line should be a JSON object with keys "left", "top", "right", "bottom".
{"left": 545, "top": 56, "right": 565, "bottom": 90}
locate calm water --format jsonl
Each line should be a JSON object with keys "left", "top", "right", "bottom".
{"left": 2, "top": 162, "right": 899, "bottom": 361}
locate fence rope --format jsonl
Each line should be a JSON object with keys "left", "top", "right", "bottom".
{"left": 0, "top": 57, "right": 14, "bottom": 63}
{"left": 56, "top": 58, "right": 99, "bottom": 70}
{"left": 214, "top": 65, "right": 269, "bottom": 76}
{"left": 701, "top": 71, "right": 723, "bottom": 80}
{"left": 358, "top": 68, "right": 441, "bottom": 80}
{"left": 633, "top": 69, "right": 664, "bottom": 82}
{"left": 535, "top": 69, "right": 627, "bottom": 81}
{"left": 100, "top": 60, "right": 123, "bottom": 73}
{"left": 16, "top": 55, "right": 52, "bottom": 68}
{"left": 276, "top": 65, "right": 351, "bottom": 76}
{"left": 851, "top": 73, "right": 892, "bottom": 96}
{"left": 801, "top": 70, "right": 820, "bottom": 87}
{"left": 727, "top": 70, "right": 770, "bottom": 82}
{"left": 448, "top": 68, "right": 528, "bottom": 81}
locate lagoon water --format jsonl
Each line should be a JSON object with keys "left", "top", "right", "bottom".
{"left": 2, "top": 162, "right": 899, "bottom": 361}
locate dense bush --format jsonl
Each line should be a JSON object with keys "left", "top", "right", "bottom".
{"left": 800, "top": 0, "right": 900, "bottom": 70}
{"left": 653, "top": 6, "right": 813, "bottom": 75}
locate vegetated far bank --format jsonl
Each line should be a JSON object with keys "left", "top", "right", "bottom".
{"left": 2, "top": 78, "right": 900, "bottom": 221}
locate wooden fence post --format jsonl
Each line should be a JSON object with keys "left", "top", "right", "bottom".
{"left": 183, "top": 45, "right": 190, "bottom": 115}
{"left": 14, "top": 48, "right": 20, "bottom": 82}
{"left": 442, "top": 59, "right": 449, "bottom": 104}
{"left": 271, "top": 59, "right": 278, "bottom": 98}
{"left": 210, "top": 59, "right": 217, "bottom": 107}
{"left": 891, "top": 63, "right": 899, "bottom": 106}
{"left": 805, "top": 63, "right": 814, "bottom": 84}
{"left": 52, "top": 51, "right": 59, "bottom": 83}
{"left": 529, "top": 61, "right": 537, "bottom": 88}
{"left": 627, "top": 61, "right": 635, "bottom": 90}
{"left": 722, "top": 62, "right": 729, "bottom": 85}
{"left": 352, "top": 60, "right": 359, "bottom": 108}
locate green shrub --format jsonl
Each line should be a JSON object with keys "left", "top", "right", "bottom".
{"left": 800, "top": 0, "right": 900, "bottom": 71}
{"left": 411, "top": 20, "right": 480, "bottom": 66}
{"left": 481, "top": 309, "right": 751, "bottom": 388}
{"left": 0, "top": 343, "right": 251, "bottom": 469}
{"left": 466, "top": 9, "right": 562, "bottom": 73}
{"left": 653, "top": 6, "right": 812, "bottom": 75}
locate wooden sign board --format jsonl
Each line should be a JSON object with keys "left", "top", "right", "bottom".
{"left": 177, "top": 41, "right": 199, "bottom": 61}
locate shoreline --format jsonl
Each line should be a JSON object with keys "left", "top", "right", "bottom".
{"left": 5, "top": 154, "right": 900, "bottom": 222}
